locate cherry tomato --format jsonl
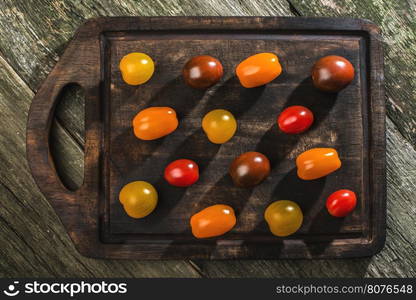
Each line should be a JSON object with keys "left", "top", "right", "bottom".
{"left": 190, "top": 204, "right": 236, "bottom": 238}
{"left": 264, "top": 200, "right": 303, "bottom": 237}
{"left": 164, "top": 159, "right": 199, "bottom": 187}
{"left": 278, "top": 105, "right": 314, "bottom": 134}
{"left": 132, "top": 107, "right": 178, "bottom": 140}
{"left": 229, "top": 152, "right": 270, "bottom": 187}
{"left": 182, "top": 55, "right": 223, "bottom": 89}
{"left": 311, "top": 55, "right": 355, "bottom": 92}
{"left": 326, "top": 189, "right": 357, "bottom": 217}
{"left": 202, "top": 109, "right": 237, "bottom": 144}
{"left": 296, "top": 148, "right": 341, "bottom": 180}
{"left": 236, "top": 53, "right": 282, "bottom": 88}
{"left": 119, "top": 181, "right": 158, "bottom": 218}
{"left": 119, "top": 52, "right": 154, "bottom": 85}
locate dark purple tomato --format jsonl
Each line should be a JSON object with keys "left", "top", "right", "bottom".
{"left": 311, "top": 55, "right": 355, "bottom": 92}
{"left": 229, "top": 152, "right": 270, "bottom": 188}
{"left": 182, "top": 55, "right": 223, "bottom": 89}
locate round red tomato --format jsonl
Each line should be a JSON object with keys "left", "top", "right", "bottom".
{"left": 326, "top": 189, "right": 357, "bottom": 217}
{"left": 277, "top": 105, "right": 314, "bottom": 134}
{"left": 164, "top": 159, "right": 199, "bottom": 187}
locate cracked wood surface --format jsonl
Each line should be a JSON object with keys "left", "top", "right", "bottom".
{"left": 0, "top": 0, "right": 414, "bottom": 277}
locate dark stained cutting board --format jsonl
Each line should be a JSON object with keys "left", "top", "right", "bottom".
{"left": 26, "top": 17, "right": 385, "bottom": 259}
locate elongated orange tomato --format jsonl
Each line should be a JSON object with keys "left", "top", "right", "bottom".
{"left": 190, "top": 204, "right": 236, "bottom": 238}
{"left": 132, "top": 107, "right": 178, "bottom": 140}
{"left": 236, "top": 53, "right": 282, "bottom": 88}
{"left": 296, "top": 148, "right": 341, "bottom": 180}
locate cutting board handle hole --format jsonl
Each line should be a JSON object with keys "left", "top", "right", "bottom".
{"left": 49, "top": 83, "right": 85, "bottom": 191}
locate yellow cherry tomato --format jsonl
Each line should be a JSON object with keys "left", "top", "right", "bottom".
{"left": 202, "top": 109, "right": 237, "bottom": 144}
{"left": 119, "top": 181, "right": 158, "bottom": 218}
{"left": 119, "top": 52, "right": 154, "bottom": 85}
{"left": 264, "top": 200, "right": 303, "bottom": 237}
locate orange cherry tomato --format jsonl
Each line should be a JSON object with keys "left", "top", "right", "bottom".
{"left": 296, "top": 148, "right": 341, "bottom": 180}
{"left": 312, "top": 55, "right": 355, "bottom": 92}
{"left": 132, "top": 107, "right": 178, "bottom": 140}
{"left": 236, "top": 53, "right": 282, "bottom": 88}
{"left": 190, "top": 204, "right": 236, "bottom": 238}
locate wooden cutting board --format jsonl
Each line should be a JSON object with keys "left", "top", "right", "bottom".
{"left": 26, "top": 17, "right": 385, "bottom": 259}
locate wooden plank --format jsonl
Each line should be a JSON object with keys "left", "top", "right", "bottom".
{"left": 191, "top": 118, "right": 416, "bottom": 277}
{"left": 290, "top": 0, "right": 416, "bottom": 148}
{"left": 0, "top": 55, "right": 200, "bottom": 277}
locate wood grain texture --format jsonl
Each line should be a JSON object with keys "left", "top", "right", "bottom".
{"left": 0, "top": 0, "right": 414, "bottom": 277}
{"left": 290, "top": 0, "right": 416, "bottom": 148}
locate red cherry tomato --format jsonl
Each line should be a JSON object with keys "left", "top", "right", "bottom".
{"left": 278, "top": 106, "right": 314, "bottom": 134}
{"left": 164, "top": 159, "right": 199, "bottom": 187}
{"left": 326, "top": 189, "right": 357, "bottom": 217}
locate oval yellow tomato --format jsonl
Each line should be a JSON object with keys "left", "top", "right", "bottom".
{"left": 119, "top": 181, "right": 158, "bottom": 218}
{"left": 119, "top": 52, "right": 155, "bottom": 85}
{"left": 264, "top": 200, "right": 303, "bottom": 237}
{"left": 202, "top": 109, "right": 237, "bottom": 144}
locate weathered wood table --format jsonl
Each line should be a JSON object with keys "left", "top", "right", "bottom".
{"left": 0, "top": 0, "right": 414, "bottom": 277}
